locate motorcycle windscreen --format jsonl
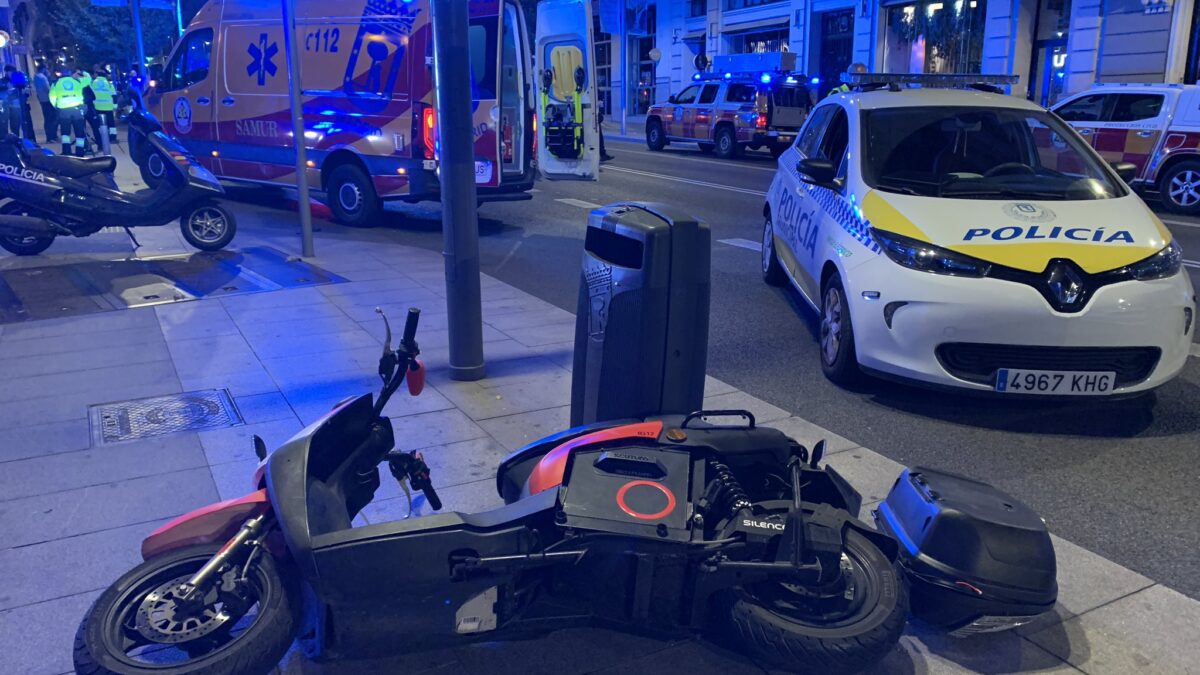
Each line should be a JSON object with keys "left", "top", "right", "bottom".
{"left": 535, "top": 0, "right": 599, "bottom": 181}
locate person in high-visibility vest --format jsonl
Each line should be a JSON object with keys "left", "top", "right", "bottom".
{"left": 827, "top": 62, "right": 868, "bottom": 97}
{"left": 49, "top": 67, "right": 88, "bottom": 156}
{"left": 87, "top": 68, "right": 118, "bottom": 149}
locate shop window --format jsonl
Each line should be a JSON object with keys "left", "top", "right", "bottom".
{"left": 1110, "top": 94, "right": 1164, "bottom": 122}
{"left": 882, "top": 0, "right": 986, "bottom": 74}
{"left": 729, "top": 27, "right": 789, "bottom": 54}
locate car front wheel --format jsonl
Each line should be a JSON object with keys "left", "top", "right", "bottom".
{"left": 1160, "top": 161, "right": 1200, "bottom": 215}
{"left": 820, "top": 273, "right": 861, "bottom": 384}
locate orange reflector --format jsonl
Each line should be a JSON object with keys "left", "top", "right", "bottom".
{"left": 397, "top": 167, "right": 407, "bottom": 175}
{"left": 211, "top": 150, "right": 219, "bottom": 157}
{"left": 306, "top": 160, "right": 316, "bottom": 168}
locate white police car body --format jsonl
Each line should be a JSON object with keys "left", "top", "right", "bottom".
{"left": 762, "top": 77, "right": 1195, "bottom": 395}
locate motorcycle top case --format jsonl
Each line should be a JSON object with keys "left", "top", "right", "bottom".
{"left": 874, "top": 467, "right": 1057, "bottom": 636}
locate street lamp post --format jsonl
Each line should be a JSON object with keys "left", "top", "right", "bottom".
{"left": 131, "top": 0, "right": 147, "bottom": 78}
{"left": 430, "top": 0, "right": 486, "bottom": 382}
{"left": 280, "top": 0, "right": 315, "bottom": 257}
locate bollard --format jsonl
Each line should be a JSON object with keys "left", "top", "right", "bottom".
{"left": 569, "top": 202, "right": 711, "bottom": 426}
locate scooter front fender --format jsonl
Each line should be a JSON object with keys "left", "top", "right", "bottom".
{"left": 141, "top": 489, "right": 272, "bottom": 561}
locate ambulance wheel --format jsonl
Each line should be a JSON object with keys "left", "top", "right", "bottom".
{"left": 698, "top": 143, "right": 715, "bottom": 153}
{"left": 139, "top": 151, "right": 166, "bottom": 189}
{"left": 646, "top": 119, "right": 666, "bottom": 151}
{"left": 762, "top": 214, "right": 786, "bottom": 287}
{"left": 1159, "top": 161, "right": 1200, "bottom": 215}
{"left": 820, "top": 273, "right": 862, "bottom": 385}
{"left": 719, "top": 530, "right": 907, "bottom": 674}
{"left": 715, "top": 126, "right": 740, "bottom": 159}
{"left": 327, "top": 164, "right": 381, "bottom": 228}
{"left": 181, "top": 201, "right": 237, "bottom": 251}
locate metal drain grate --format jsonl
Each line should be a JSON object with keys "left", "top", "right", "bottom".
{"left": 89, "top": 390, "right": 243, "bottom": 445}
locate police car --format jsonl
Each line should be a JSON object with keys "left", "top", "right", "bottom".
{"left": 762, "top": 73, "right": 1195, "bottom": 396}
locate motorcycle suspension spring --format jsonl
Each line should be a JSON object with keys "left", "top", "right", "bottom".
{"left": 707, "top": 460, "right": 752, "bottom": 517}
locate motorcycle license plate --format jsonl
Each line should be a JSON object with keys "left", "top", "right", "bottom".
{"left": 995, "top": 369, "right": 1116, "bottom": 395}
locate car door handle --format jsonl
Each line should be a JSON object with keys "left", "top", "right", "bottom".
{"left": 221, "top": 97, "right": 236, "bottom": 106}
{"left": 196, "top": 96, "right": 211, "bottom": 106}
{"left": 1136, "top": 130, "right": 1154, "bottom": 138}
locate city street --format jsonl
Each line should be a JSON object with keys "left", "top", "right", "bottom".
{"left": 369, "top": 133, "right": 1200, "bottom": 601}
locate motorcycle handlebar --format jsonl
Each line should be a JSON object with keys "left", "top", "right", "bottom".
{"left": 402, "top": 308, "right": 420, "bottom": 346}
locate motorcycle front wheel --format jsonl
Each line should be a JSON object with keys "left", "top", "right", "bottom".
{"left": 718, "top": 529, "right": 907, "bottom": 674}
{"left": 180, "top": 201, "right": 237, "bottom": 252}
{"left": 0, "top": 201, "right": 56, "bottom": 255}
{"left": 74, "top": 544, "right": 300, "bottom": 675}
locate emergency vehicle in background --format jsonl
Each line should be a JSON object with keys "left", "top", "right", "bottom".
{"left": 646, "top": 52, "right": 814, "bottom": 159}
{"left": 1053, "top": 83, "right": 1200, "bottom": 216}
{"left": 139, "top": 0, "right": 598, "bottom": 228}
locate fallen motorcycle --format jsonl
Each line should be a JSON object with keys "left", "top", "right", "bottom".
{"left": 75, "top": 307, "right": 915, "bottom": 674}
{"left": 0, "top": 105, "right": 234, "bottom": 256}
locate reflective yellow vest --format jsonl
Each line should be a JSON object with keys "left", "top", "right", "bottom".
{"left": 49, "top": 77, "right": 84, "bottom": 109}
{"left": 826, "top": 83, "right": 851, "bottom": 97}
{"left": 91, "top": 77, "right": 116, "bottom": 111}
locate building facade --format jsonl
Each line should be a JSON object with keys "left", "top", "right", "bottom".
{"left": 597, "top": 0, "right": 1199, "bottom": 118}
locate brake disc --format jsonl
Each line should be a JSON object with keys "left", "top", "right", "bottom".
{"left": 134, "top": 575, "right": 234, "bottom": 644}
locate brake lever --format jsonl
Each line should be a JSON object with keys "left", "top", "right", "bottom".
{"left": 375, "top": 308, "right": 397, "bottom": 383}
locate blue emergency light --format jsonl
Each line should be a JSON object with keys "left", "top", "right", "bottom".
{"left": 723, "top": 72, "right": 732, "bottom": 79}
{"left": 811, "top": 77, "right": 821, "bottom": 85}
{"left": 760, "top": 73, "right": 772, "bottom": 84}
{"left": 693, "top": 73, "right": 701, "bottom": 81}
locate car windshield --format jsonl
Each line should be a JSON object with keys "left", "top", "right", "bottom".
{"left": 861, "top": 106, "right": 1125, "bottom": 201}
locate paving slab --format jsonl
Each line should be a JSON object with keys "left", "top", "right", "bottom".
{"left": 822, "top": 447, "right": 906, "bottom": 505}
{"left": 208, "top": 457, "right": 260, "bottom": 501}
{"left": 0, "top": 467, "right": 217, "bottom": 548}
{"left": 0, "top": 341, "right": 173, "bottom": 379}
{"left": 0, "top": 520, "right": 162, "bottom": 611}
{"left": 388, "top": 408, "right": 490, "bottom": 451}
{"left": 764, "top": 415, "right": 859, "bottom": 454}
{"left": 0, "top": 382, "right": 181, "bottom": 428}
{"left": 0, "top": 306, "right": 158, "bottom": 340}
{"left": 0, "top": 418, "right": 92, "bottom": 463}
{"left": 434, "top": 361, "right": 572, "bottom": 421}
{"left": 867, "top": 623, "right": 1081, "bottom": 674}
{"left": 234, "top": 391, "right": 300, "bottom": 424}
{"left": 178, "top": 365, "right": 279, "bottom": 398}
{"left": 1025, "top": 584, "right": 1200, "bottom": 674}
{"left": 0, "top": 360, "right": 180, "bottom": 404}
{"left": 0, "top": 434, "right": 206, "bottom": 502}
{"left": 238, "top": 313, "right": 366, "bottom": 343}
{"left": 499, "top": 321, "right": 578, "bottom": 347}
{"left": 0, "top": 324, "right": 165, "bottom": 359}
{"left": 477, "top": 405, "right": 572, "bottom": 452}
{"left": 199, "top": 419, "right": 303, "bottom": 466}
{"left": 484, "top": 306, "right": 574, "bottom": 331}
{"left": 155, "top": 301, "right": 239, "bottom": 341}
{"left": 166, "top": 333, "right": 261, "bottom": 379}
{"left": 599, "top": 640, "right": 768, "bottom": 675}
{"left": 0, "top": 589, "right": 100, "bottom": 675}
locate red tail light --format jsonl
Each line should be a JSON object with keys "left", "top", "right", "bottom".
{"left": 423, "top": 106, "right": 437, "bottom": 160}
{"left": 756, "top": 113, "right": 768, "bottom": 130}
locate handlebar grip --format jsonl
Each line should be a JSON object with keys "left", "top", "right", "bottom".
{"left": 402, "top": 308, "right": 420, "bottom": 344}
{"left": 422, "top": 484, "right": 443, "bottom": 511}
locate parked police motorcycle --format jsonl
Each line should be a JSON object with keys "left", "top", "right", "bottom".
{"left": 74, "top": 307, "right": 911, "bottom": 675}
{"left": 0, "top": 106, "right": 234, "bottom": 256}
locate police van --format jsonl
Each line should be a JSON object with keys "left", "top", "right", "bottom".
{"left": 762, "top": 73, "right": 1195, "bottom": 396}
{"left": 141, "top": 0, "right": 599, "bottom": 227}
{"left": 1053, "top": 83, "right": 1200, "bottom": 216}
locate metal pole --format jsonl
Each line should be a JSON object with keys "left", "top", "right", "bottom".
{"left": 176, "top": 0, "right": 184, "bottom": 37}
{"left": 620, "top": 1, "right": 626, "bottom": 135}
{"left": 431, "top": 0, "right": 485, "bottom": 382}
{"left": 281, "top": 0, "right": 315, "bottom": 257}
{"left": 131, "top": 0, "right": 147, "bottom": 79}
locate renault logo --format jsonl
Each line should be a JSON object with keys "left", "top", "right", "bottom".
{"left": 1046, "top": 262, "right": 1085, "bottom": 306}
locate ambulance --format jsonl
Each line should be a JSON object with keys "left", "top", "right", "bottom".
{"left": 762, "top": 73, "right": 1195, "bottom": 396}
{"left": 139, "top": 0, "right": 599, "bottom": 227}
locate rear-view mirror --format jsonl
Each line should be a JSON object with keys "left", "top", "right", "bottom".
{"left": 796, "top": 158, "right": 838, "bottom": 188}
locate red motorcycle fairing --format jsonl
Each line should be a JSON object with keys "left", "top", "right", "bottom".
{"left": 141, "top": 489, "right": 272, "bottom": 561}
{"left": 524, "top": 421, "right": 664, "bottom": 496}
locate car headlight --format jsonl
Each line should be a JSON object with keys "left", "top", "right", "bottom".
{"left": 871, "top": 228, "right": 993, "bottom": 277}
{"left": 1128, "top": 240, "right": 1183, "bottom": 280}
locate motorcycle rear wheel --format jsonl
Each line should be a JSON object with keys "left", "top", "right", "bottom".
{"left": 719, "top": 529, "right": 906, "bottom": 674}
{"left": 0, "top": 202, "right": 55, "bottom": 255}
{"left": 181, "top": 202, "right": 237, "bottom": 251}
{"left": 74, "top": 544, "right": 299, "bottom": 675}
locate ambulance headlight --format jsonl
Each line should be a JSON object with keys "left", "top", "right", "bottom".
{"left": 872, "top": 229, "right": 992, "bottom": 277}
{"left": 1128, "top": 240, "right": 1183, "bottom": 281}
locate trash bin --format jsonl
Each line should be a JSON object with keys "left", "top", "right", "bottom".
{"left": 570, "top": 202, "right": 711, "bottom": 426}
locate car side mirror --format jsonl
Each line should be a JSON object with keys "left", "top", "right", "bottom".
{"left": 668, "top": 94, "right": 677, "bottom": 104}
{"left": 1110, "top": 161, "right": 1137, "bottom": 183}
{"left": 797, "top": 158, "right": 838, "bottom": 188}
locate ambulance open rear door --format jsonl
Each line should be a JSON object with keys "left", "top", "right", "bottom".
{"left": 535, "top": 0, "right": 599, "bottom": 181}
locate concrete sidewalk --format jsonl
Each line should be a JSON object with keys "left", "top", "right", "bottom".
{"left": 0, "top": 169, "right": 1197, "bottom": 674}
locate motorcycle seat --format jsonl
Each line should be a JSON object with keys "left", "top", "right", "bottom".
{"left": 25, "top": 153, "right": 117, "bottom": 179}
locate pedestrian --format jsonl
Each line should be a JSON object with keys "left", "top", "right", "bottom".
{"left": 0, "top": 65, "right": 25, "bottom": 138}
{"left": 87, "top": 67, "right": 118, "bottom": 151}
{"left": 599, "top": 103, "right": 613, "bottom": 162}
{"left": 49, "top": 66, "right": 88, "bottom": 156}
{"left": 827, "top": 62, "right": 868, "bottom": 97}
{"left": 34, "top": 64, "right": 55, "bottom": 142}
{"left": 7, "top": 65, "right": 33, "bottom": 139}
